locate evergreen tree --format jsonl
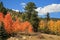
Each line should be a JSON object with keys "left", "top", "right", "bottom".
{"left": 44, "top": 12, "right": 50, "bottom": 33}
{"left": 23, "top": 2, "right": 39, "bottom": 32}
{"left": 0, "top": 2, "right": 7, "bottom": 15}
{"left": 0, "top": 22, "right": 8, "bottom": 40}
{"left": 46, "top": 12, "right": 50, "bottom": 21}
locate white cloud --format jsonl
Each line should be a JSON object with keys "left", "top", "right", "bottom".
{"left": 12, "top": 9, "right": 19, "bottom": 12}
{"left": 20, "top": 3, "right": 26, "bottom": 8}
{"left": 35, "top": 4, "right": 60, "bottom": 15}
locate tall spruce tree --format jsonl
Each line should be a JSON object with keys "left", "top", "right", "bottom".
{"left": 24, "top": 2, "right": 39, "bottom": 32}
{"left": 46, "top": 12, "right": 50, "bottom": 21}
{"left": 45, "top": 12, "right": 50, "bottom": 33}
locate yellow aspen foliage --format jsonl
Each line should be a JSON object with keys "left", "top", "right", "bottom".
{"left": 55, "top": 20, "right": 60, "bottom": 33}
{"left": 39, "top": 20, "right": 46, "bottom": 29}
{"left": 48, "top": 20, "right": 55, "bottom": 32}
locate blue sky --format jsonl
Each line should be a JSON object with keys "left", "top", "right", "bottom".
{"left": 0, "top": 0, "right": 60, "bottom": 18}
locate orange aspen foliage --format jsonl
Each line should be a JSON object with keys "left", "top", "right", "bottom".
{"left": 12, "top": 19, "right": 33, "bottom": 33}
{"left": 0, "top": 12, "right": 4, "bottom": 22}
{"left": 0, "top": 12, "right": 33, "bottom": 34}
{"left": 3, "top": 13, "right": 13, "bottom": 34}
{"left": 12, "top": 19, "right": 22, "bottom": 32}
{"left": 28, "top": 25, "right": 33, "bottom": 33}
{"left": 22, "top": 21, "right": 33, "bottom": 33}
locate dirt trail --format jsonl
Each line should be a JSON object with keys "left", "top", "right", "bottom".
{"left": 7, "top": 33, "right": 60, "bottom": 40}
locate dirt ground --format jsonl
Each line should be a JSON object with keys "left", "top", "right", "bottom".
{"left": 7, "top": 33, "right": 60, "bottom": 40}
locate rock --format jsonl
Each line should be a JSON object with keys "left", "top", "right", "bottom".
{"left": 22, "top": 36, "right": 26, "bottom": 40}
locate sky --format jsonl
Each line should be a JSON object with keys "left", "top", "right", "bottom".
{"left": 0, "top": 0, "right": 60, "bottom": 18}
